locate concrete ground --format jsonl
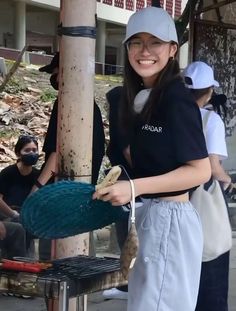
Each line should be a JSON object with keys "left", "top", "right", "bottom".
{"left": 1, "top": 232, "right": 236, "bottom": 311}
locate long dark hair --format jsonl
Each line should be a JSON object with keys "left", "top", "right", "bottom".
{"left": 208, "top": 93, "right": 228, "bottom": 122}
{"left": 120, "top": 44, "right": 180, "bottom": 133}
{"left": 188, "top": 87, "right": 212, "bottom": 101}
{"left": 189, "top": 88, "right": 228, "bottom": 123}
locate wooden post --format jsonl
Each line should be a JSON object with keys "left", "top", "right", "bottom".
{"left": 53, "top": 1, "right": 97, "bottom": 310}
{"left": 188, "top": 0, "right": 195, "bottom": 64}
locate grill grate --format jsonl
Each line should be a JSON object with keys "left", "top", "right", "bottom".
{"left": 40, "top": 255, "right": 121, "bottom": 280}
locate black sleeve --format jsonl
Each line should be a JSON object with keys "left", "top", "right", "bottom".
{"left": 91, "top": 102, "right": 105, "bottom": 184}
{"left": 42, "top": 99, "right": 58, "bottom": 160}
{"left": 167, "top": 82, "right": 208, "bottom": 163}
{"left": 32, "top": 167, "right": 41, "bottom": 180}
{"left": 106, "top": 87, "right": 132, "bottom": 176}
{"left": 0, "top": 167, "right": 9, "bottom": 195}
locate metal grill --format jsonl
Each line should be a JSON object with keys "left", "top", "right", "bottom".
{"left": 42, "top": 255, "right": 121, "bottom": 280}
{"left": 0, "top": 255, "right": 127, "bottom": 310}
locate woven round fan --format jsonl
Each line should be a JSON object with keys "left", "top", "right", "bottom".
{"left": 21, "top": 166, "right": 125, "bottom": 239}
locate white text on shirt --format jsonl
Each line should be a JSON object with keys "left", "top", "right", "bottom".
{"left": 142, "top": 124, "right": 163, "bottom": 133}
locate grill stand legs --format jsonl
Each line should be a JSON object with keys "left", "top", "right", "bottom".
{"left": 59, "top": 281, "right": 69, "bottom": 311}
{"left": 78, "top": 295, "right": 87, "bottom": 311}
{"left": 47, "top": 281, "right": 69, "bottom": 311}
{"left": 47, "top": 282, "right": 87, "bottom": 311}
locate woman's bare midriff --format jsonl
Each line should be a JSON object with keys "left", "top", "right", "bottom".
{"left": 161, "top": 192, "right": 189, "bottom": 202}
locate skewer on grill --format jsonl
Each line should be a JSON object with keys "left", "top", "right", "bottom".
{"left": 0, "top": 259, "right": 51, "bottom": 273}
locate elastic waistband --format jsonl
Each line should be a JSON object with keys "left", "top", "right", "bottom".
{"left": 141, "top": 198, "right": 193, "bottom": 211}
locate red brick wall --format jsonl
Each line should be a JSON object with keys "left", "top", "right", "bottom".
{"left": 115, "top": 0, "right": 124, "bottom": 8}
{"left": 166, "top": 0, "right": 173, "bottom": 15}
{"left": 97, "top": 0, "right": 182, "bottom": 17}
{"left": 136, "top": 0, "right": 145, "bottom": 10}
{"left": 126, "top": 0, "right": 134, "bottom": 10}
{"left": 175, "top": 0, "right": 182, "bottom": 16}
{"left": 102, "top": 0, "right": 112, "bottom": 4}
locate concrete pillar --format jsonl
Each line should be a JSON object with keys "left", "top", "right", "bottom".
{"left": 0, "top": 57, "right": 7, "bottom": 77}
{"left": 14, "top": 1, "right": 26, "bottom": 52}
{"left": 179, "top": 42, "right": 189, "bottom": 71}
{"left": 117, "top": 45, "right": 124, "bottom": 74}
{"left": 96, "top": 20, "right": 106, "bottom": 74}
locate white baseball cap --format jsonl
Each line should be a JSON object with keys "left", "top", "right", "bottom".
{"left": 183, "top": 61, "right": 219, "bottom": 89}
{"left": 123, "top": 6, "right": 178, "bottom": 44}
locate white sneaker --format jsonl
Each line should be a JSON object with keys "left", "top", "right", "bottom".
{"left": 102, "top": 288, "right": 128, "bottom": 300}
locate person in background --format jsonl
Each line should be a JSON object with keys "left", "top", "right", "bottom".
{"left": 0, "top": 221, "right": 26, "bottom": 259}
{"left": 102, "top": 86, "right": 130, "bottom": 300}
{"left": 0, "top": 135, "right": 40, "bottom": 256}
{"left": 183, "top": 61, "right": 231, "bottom": 311}
{"left": 33, "top": 53, "right": 105, "bottom": 260}
{"left": 0, "top": 220, "right": 31, "bottom": 299}
{"left": 94, "top": 7, "right": 211, "bottom": 311}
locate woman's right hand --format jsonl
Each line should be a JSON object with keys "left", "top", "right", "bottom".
{"left": 93, "top": 180, "right": 133, "bottom": 206}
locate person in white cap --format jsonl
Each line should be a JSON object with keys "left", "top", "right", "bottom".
{"left": 94, "top": 6, "right": 211, "bottom": 311}
{"left": 184, "top": 61, "right": 231, "bottom": 311}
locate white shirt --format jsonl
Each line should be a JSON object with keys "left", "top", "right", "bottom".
{"left": 200, "top": 108, "right": 228, "bottom": 160}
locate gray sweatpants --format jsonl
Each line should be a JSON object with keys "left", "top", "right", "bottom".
{"left": 127, "top": 198, "right": 203, "bottom": 311}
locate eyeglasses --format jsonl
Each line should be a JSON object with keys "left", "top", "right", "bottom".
{"left": 126, "top": 38, "right": 168, "bottom": 54}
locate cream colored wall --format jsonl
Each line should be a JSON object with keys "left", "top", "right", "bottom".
{"left": 97, "top": 2, "right": 133, "bottom": 25}
{"left": 27, "top": 11, "right": 59, "bottom": 36}
{"left": 28, "top": 0, "right": 133, "bottom": 24}
{"left": 25, "top": 0, "right": 60, "bottom": 9}
{"left": 178, "top": 0, "right": 189, "bottom": 70}
{"left": 0, "top": 0, "right": 59, "bottom": 48}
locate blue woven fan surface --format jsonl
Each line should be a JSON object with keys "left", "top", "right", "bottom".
{"left": 20, "top": 180, "right": 125, "bottom": 239}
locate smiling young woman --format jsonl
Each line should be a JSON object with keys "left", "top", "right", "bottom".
{"left": 93, "top": 6, "right": 211, "bottom": 311}
{"left": 126, "top": 34, "right": 178, "bottom": 88}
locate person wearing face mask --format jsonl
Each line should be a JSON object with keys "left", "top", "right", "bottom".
{"left": 0, "top": 135, "right": 40, "bottom": 256}
{"left": 34, "top": 52, "right": 105, "bottom": 260}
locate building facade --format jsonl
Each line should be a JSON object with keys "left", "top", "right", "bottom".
{"left": 0, "top": 0, "right": 185, "bottom": 72}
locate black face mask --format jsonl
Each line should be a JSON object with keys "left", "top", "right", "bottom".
{"left": 50, "top": 73, "right": 59, "bottom": 90}
{"left": 21, "top": 153, "right": 39, "bottom": 166}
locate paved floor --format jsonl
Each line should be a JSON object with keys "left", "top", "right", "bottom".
{"left": 1, "top": 233, "right": 236, "bottom": 311}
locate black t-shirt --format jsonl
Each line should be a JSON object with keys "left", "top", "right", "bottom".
{"left": 130, "top": 79, "right": 208, "bottom": 196}
{"left": 43, "top": 99, "right": 105, "bottom": 184}
{"left": 106, "top": 86, "right": 133, "bottom": 177}
{"left": 0, "top": 164, "right": 40, "bottom": 207}
{"left": 43, "top": 99, "right": 58, "bottom": 161}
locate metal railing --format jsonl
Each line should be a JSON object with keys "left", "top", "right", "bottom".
{"left": 95, "top": 62, "right": 124, "bottom": 75}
